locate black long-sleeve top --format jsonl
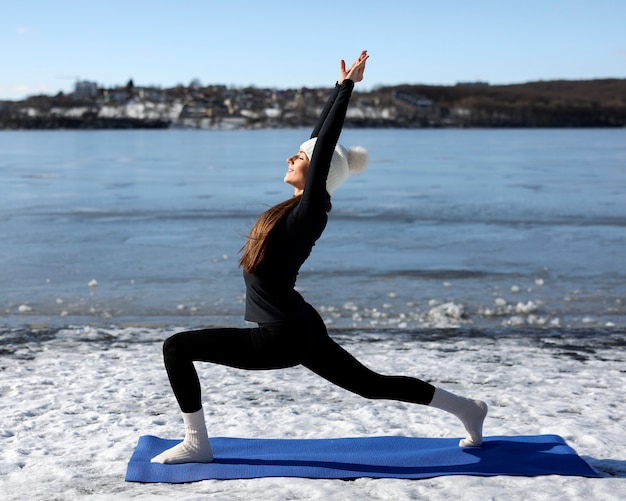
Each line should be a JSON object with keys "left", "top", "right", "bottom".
{"left": 243, "top": 79, "right": 355, "bottom": 323}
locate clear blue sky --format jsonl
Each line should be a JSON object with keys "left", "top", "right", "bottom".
{"left": 3, "top": 0, "right": 625, "bottom": 100}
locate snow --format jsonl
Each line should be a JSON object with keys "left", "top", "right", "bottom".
{"left": 1, "top": 325, "right": 624, "bottom": 500}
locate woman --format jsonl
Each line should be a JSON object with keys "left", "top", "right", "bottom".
{"left": 152, "top": 51, "right": 487, "bottom": 464}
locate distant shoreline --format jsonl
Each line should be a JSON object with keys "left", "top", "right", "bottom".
{"left": 2, "top": 78, "right": 625, "bottom": 129}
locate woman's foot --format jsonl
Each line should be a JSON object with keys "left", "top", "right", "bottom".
{"left": 151, "top": 409, "right": 214, "bottom": 464}
{"left": 151, "top": 438, "right": 214, "bottom": 464}
{"left": 457, "top": 399, "right": 488, "bottom": 447}
{"left": 429, "top": 388, "right": 488, "bottom": 447}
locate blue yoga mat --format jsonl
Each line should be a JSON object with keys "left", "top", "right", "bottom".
{"left": 125, "top": 434, "right": 599, "bottom": 483}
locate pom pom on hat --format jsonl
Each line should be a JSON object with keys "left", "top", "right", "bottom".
{"left": 299, "top": 138, "right": 368, "bottom": 195}
{"left": 347, "top": 145, "right": 369, "bottom": 174}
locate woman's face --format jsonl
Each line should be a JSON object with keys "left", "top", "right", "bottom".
{"left": 284, "top": 150, "right": 310, "bottom": 194}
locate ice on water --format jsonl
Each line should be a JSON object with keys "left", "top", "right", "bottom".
{"left": 3, "top": 128, "right": 626, "bottom": 329}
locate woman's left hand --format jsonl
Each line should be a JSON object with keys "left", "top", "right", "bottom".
{"left": 339, "top": 50, "right": 369, "bottom": 84}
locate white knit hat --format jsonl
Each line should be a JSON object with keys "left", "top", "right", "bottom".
{"left": 300, "top": 138, "right": 368, "bottom": 195}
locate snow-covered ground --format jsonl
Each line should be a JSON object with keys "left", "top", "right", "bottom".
{"left": 1, "top": 326, "right": 624, "bottom": 500}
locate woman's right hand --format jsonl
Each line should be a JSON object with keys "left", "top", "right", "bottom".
{"left": 339, "top": 50, "right": 369, "bottom": 84}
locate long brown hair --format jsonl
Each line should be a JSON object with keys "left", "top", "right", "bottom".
{"left": 239, "top": 195, "right": 303, "bottom": 274}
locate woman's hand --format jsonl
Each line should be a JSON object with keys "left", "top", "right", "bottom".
{"left": 339, "top": 50, "right": 369, "bottom": 84}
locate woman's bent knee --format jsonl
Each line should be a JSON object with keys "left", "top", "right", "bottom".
{"left": 162, "top": 331, "right": 190, "bottom": 361}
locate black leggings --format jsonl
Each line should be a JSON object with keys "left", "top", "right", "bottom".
{"left": 162, "top": 304, "right": 435, "bottom": 413}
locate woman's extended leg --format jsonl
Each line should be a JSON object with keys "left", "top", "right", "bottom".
{"left": 302, "top": 308, "right": 487, "bottom": 446}
{"left": 301, "top": 315, "right": 436, "bottom": 404}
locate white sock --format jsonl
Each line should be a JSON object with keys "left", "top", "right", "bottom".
{"left": 151, "top": 409, "right": 214, "bottom": 464}
{"left": 429, "top": 388, "right": 488, "bottom": 447}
